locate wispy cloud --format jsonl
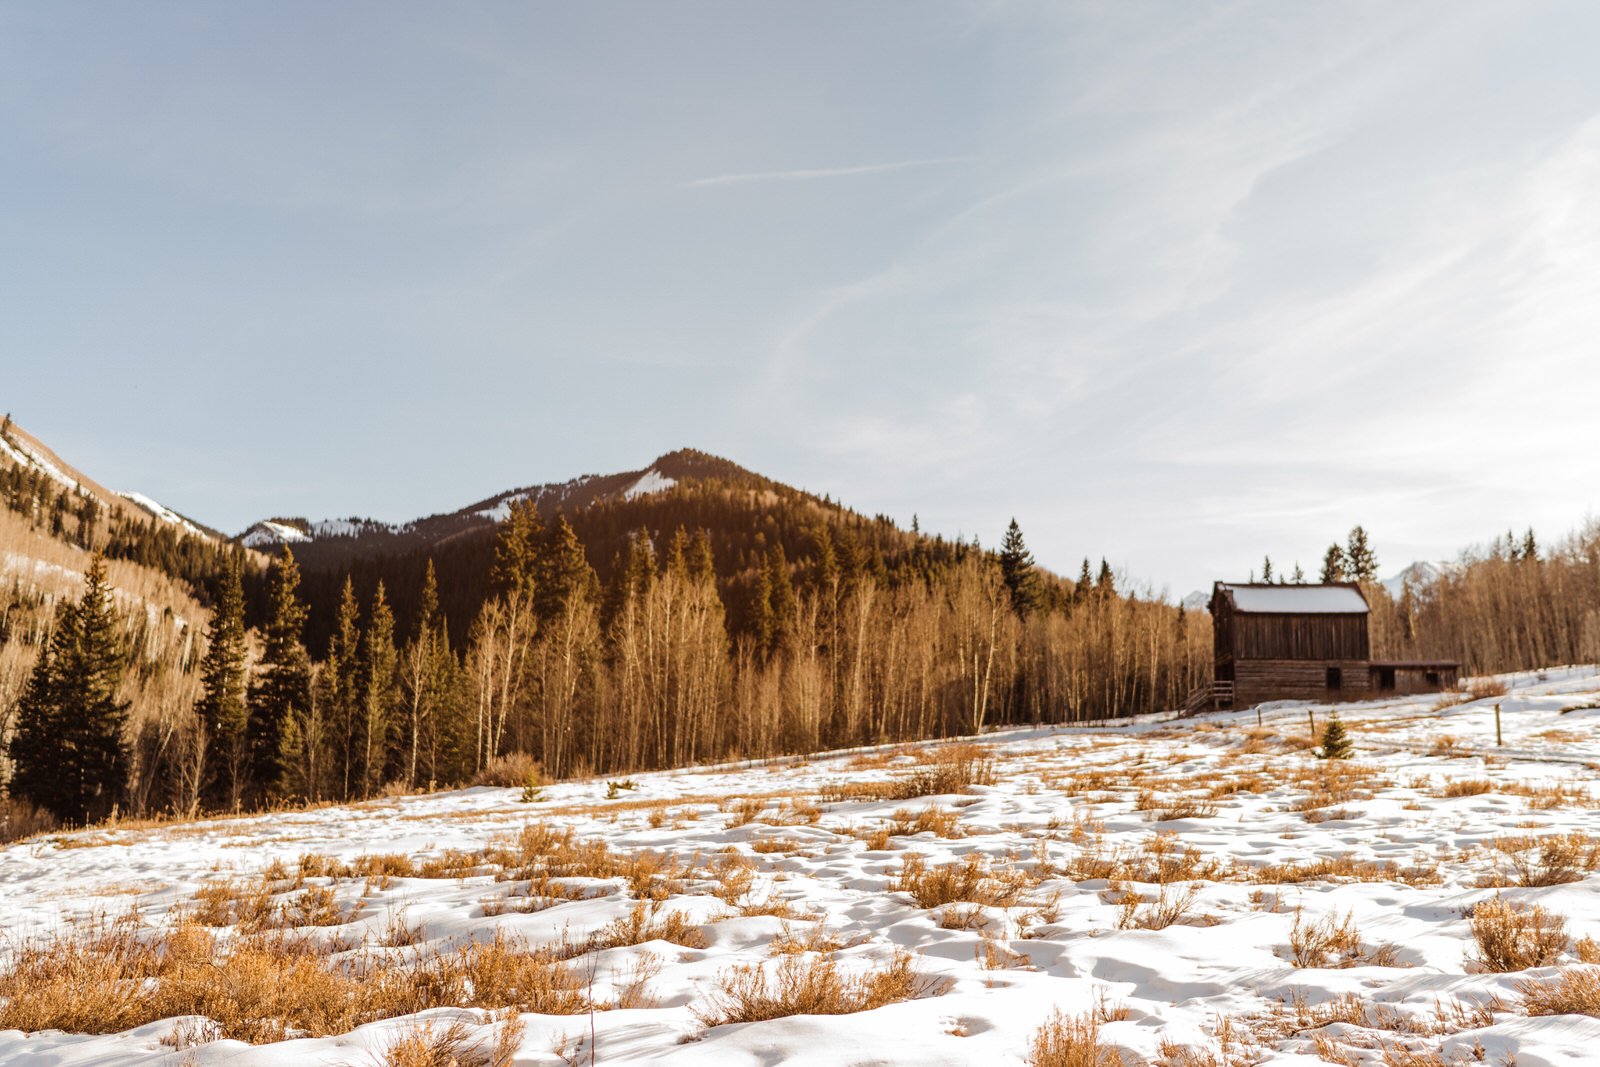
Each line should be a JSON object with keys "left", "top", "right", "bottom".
{"left": 684, "top": 156, "right": 971, "bottom": 188}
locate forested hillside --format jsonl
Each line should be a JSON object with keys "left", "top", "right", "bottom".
{"left": 11, "top": 414, "right": 1600, "bottom": 835}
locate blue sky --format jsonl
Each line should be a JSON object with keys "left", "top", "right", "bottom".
{"left": 5, "top": 2, "right": 1600, "bottom": 595}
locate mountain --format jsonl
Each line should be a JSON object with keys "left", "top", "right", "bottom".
{"left": 0, "top": 417, "right": 218, "bottom": 541}
{"left": 1383, "top": 560, "right": 1447, "bottom": 599}
{"left": 237, "top": 448, "right": 773, "bottom": 570}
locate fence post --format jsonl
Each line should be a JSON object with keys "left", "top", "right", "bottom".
{"left": 1256, "top": 705, "right": 1262, "bottom": 728}
{"left": 1308, "top": 709, "right": 1316, "bottom": 743}
{"left": 1495, "top": 703, "right": 1503, "bottom": 748}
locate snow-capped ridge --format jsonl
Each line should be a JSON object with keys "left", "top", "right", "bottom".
{"left": 1383, "top": 560, "right": 1449, "bottom": 598}
{"left": 624, "top": 468, "right": 677, "bottom": 500}
{"left": 0, "top": 421, "right": 212, "bottom": 541}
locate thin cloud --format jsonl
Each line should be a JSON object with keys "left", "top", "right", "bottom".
{"left": 684, "top": 156, "right": 971, "bottom": 188}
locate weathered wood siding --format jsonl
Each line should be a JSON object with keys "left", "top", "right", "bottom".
{"left": 1231, "top": 613, "right": 1369, "bottom": 661}
{"left": 1235, "top": 659, "right": 1372, "bottom": 707}
{"left": 1372, "top": 665, "right": 1460, "bottom": 696}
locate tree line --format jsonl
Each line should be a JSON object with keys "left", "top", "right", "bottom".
{"left": 4, "top": 504, "right": 1208, "bottom": 825}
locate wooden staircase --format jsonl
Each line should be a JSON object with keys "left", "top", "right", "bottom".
{"left": 1182, "top": 680, "right": 1234, "bottom": 716}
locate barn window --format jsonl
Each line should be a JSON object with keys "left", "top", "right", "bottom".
{"left": 1425, "top": 671, "right": 1440, "bottom": 686}
{"left": 1325, "top": 667, "right": 1342, "bottom": 691}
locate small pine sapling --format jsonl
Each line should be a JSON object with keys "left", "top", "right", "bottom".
{"left": 520, "top": 768, "right": 544, "bottom": 803}
{"left": 1319, "top": 714, "right": 1354, "bottom": 760}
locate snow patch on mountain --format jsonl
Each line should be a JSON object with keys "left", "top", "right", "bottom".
{"left": 118, "top": 491, "right": 207, "bottom": 539}
{"left": 1383, "top": 560, "right": 1448, "bottom": 598}
{"left": 0, "top": 432, "right": 82, "bottom": 494}
{"left": 624, "top": 469, "right": 676, "bottom": 500}
{"left": 241, "top": 520, "right": 313, "bottom": 548}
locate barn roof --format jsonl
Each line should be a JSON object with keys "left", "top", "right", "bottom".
{"left": 1216, "top": 583, "right": 1369, "bottom": 615}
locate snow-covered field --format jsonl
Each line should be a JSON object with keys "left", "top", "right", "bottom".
{"left": 6, "top": 671, "right": 1600, "bottom": 1065}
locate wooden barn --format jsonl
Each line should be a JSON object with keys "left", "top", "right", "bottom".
{"left": 1188, "top": 582, "right": 1459, "bottom": 713}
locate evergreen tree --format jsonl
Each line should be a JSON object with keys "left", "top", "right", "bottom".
{"left": 400, "top": 560, "right": 459, "bottom": 789}
{"left": 535, "top": 514, "right": 598, "bottom": 623}
{"left": 1290, "top": 561, "right": 1306, "bottom": 584}
{"left": 1345, "top": 526, "right": 1378, "bottom": 583}
{"left": 1319, "top": 714, "right": 1353, "bottom": 760}
{"left": 1095, "top": 559, "right": 1116, "bottom": 599}
{"left": 358, "top": 582, "right": 399, "bottom": 796}
{"left": 8, "top": 554, "right": 131, "bottom": 823}
{"left": 1319, "top": 544, "right": 1347, "bottom": 583}
{"left": 490, "top": 499, "right": 542, "bottom": 600}
{"left": 1520, "top": 527, "right": 1538, "bottom": 562}
{"left": 326, "top": 576, "right": 362, "bottom": 800}
{"left": 249, "top": 548, "right": 312, "bottom": 802}
{"left": 1074, "top": 558, "right": 1092, "bottom": 605}
{"left": 998, "top": 518, "right": 1042, "bottom": 616}
{"left": 196, "top": 555, "right": 250, "bottom": 811}
{"left": 1261, "top": 556, "right": 1274, "bottom": 583}
{"left": 763, "top": 544, "right": 796, "bottom": 656}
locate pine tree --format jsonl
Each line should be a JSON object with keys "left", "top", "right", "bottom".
{"left": 196, "top": 555, "right": 250, "bottom": 811}
{"left": 358, "top": 582, "right": 399, "bottom": 797}
{"left": 8, "top": 554, "right": 131, "bottom": 823}
{"left": 999, "top": 518, "right": 1042, "bottom": 616}
{"left": 1345, "top": 526, "right": 1378, "bottom": 583}
{"left": 1319, "top": 544, "right": 1347, "bottom": 583}
{"left": 326, "top": 576, "right": 362, "bottom": 800}
{"left": 1261, "top": 556, "right": 1274, "bottom": 583}
{"left": 1319, "top": 714, "right": 1353, "bottom": 760}
{"left": 400, "top": 560, "right": 455, "bottom": 790}
{"left": 1074, "top": 558, "right": 1092, "bottom": 605}
{"left": 535, "top": 514, "right": 598, "bottom": 623}
{"left": 763, "top": 544, "right": 796, "bottom": 656}
{"left": 249, "top": 548, "right": 312, "bottom": 802}
{"left": 1095, "top": 559, "right": 1116, "bottom": 599}
{"left": 1520, "top": 528, "right": 1538, "bottom": 563}
{"left": 491, "top": 499, "right": 542, "bottom": 600}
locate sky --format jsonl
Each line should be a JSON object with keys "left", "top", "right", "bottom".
{"left": 4, "top": 2, "right": 1600, "bottom": 597}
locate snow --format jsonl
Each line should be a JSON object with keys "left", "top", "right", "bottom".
{"left": 0, "top": 432, "right": 82, "bottom": 494}
{"left": 7, "top": 670, "right": 1600, "bottom": 1064}
{"left": 624, "top": 469, "right": 677, "bottom": 500}
{"left": 240, "top": 520, "right": 311, "bottom": 548}
{"left": 118, "top": 491, "right": 208, "bottom": 540}
{"left": 1219, "top": 583, "right": 1369, "bottom": 614}
{"left": 1384, "top": 561, "right": 1448, "bottom": 599}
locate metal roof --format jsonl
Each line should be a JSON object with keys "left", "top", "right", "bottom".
{"left": 1217, "top": 583, "right": 1369, "bottom": 615}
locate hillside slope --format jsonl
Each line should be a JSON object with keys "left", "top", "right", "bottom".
{"left": 237, "top": 448, "right": 775, "bottom": 568}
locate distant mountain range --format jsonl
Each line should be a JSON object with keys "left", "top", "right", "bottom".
{"left": 236, "top": 448, "right": 774, "bottom": 570}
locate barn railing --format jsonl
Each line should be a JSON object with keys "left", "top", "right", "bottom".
{"left": 1182, "top": 680, "right": 1234, "bottom": 716}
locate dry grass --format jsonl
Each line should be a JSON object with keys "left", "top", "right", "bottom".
{"left": 1253, "top": 853, "right": 1440, "bottom": 888}
{"left": 892, "top": 852, "right": 1027, "bottom": 909}
{"left": 0, "top": 912, "right": 592, "bottom": 1042}
{"left": 1468, "top": 897, "right": 1567, "bottom": 971}
{"left": 1439, "top": 779, "right": 1494, "bottom": 798}
{"left": 1135, "top": 791, "right": 1220, "bottom": 821}
{"left": 886, "top": 805, "right": 963, "bottom": 838}
{"left": 472, "top": 753, "right": 541, "bottom": 788}
{"left": 1028, "top": 1009, "right": 1118, "bottom": 1067}
{"left": 1485, "top": 832, "right": 1600, "bottom": 887}
{"left": 1433, "top": 678, "right": 1509, "bottom": 709}
{"left": 1112, "top": 881, "right": 1201, "bottom": 931}
{"left": 1519, "top": 966, "right": 1600, "bottom": 1017}
{"left": 693, "top": 950, "right": 942, "bottom": 1026}
{"left": 1286, "top": 908, "right": 1396, "bottom": 968}
{"left": 382, "top": 1013, "right": 524, "bottom": 1067}
{"left": 832, "top": 744, "right": 998, "bottom": 802}
{"left": 0, "top": 796, "right": 58, "bottom": 844}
